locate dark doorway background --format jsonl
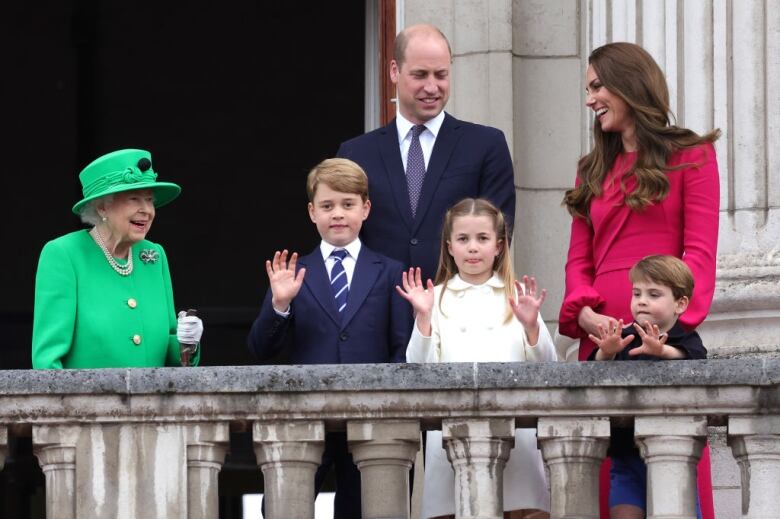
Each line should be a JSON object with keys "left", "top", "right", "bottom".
{"left": 1, "top": 2, "right": 366, "bottom": 517}
{"left": 1, "top": 1, "right": 366, "bottom": 369}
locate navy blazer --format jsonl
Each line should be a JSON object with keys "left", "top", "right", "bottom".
{"left": 337, "top": 113, "right": 516, "bottom": 280}
{"left": 248, "top": 246, "right": 412, "bottom": 364}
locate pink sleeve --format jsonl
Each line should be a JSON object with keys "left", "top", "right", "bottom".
{"left": 679, "top": 144, "right": 720, "bottom": 330}
{"left": 558, "top": 212, "right": 605, "bottom": 339}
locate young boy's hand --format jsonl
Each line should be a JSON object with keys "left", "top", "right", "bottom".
{"left": 628, "top": 320, "right": 685, "bottom": 359}
{"left": 266, "top": 250, "right": 306, "bottom": 312}
{"left": 509, "top": 276, "right": 546, "bottom": 345}
{"left": 589, "top": 319, "right": 634, "bottom": 359}
{"left": 395, "top": 267, "right": 434, "bottom": 335}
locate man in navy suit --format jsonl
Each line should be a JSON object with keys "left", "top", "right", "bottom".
{"left": 338, "top": 24, "right": 516, "bottom": 280}
{"left": 248, "top": 158, "right": 412, "bottom": 518}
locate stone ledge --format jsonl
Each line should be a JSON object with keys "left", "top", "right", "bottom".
{"left": 1, "top": 358, "right": 777, "bottom": 395}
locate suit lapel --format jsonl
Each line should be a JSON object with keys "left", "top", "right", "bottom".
{"left": 412, "top": 113, "right": 462, "bottom": 233}
{"left": 378, "top": 120, "right": 414, "bottom": 230}
{"left": 299, "top": 252, "right": 341, "bottom": 326}
{"left": 340, "top": 248, "right": 382, "bottom": 329}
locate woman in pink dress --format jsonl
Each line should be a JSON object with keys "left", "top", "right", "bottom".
{"left": 558, "top": 42, "right": 719, "bottom": 519}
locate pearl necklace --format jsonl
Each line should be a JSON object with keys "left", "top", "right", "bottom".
{"left": 91, "top": 228, "right": 133, "bottom": 276}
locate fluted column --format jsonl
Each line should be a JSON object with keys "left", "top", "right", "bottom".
{"left": 185, "top": 423, "right": 229, "bottom": 519}
{"left": 33, "top": 425, "right": 81, "bottom": 519}
{"left": 728, "top": 416, "right": 780, "bottom": 518}
{"left": 253, "top": 420, "right": 325, "bottom": 519}
{"left": 0, "top": 426, "right": 6, "bottom": 470}
{"left": 635, "top": 416, "right": 706, "bottom": 519}
{"left": 442, "top": 418, "right": 514, "bottom": 519}
{"left": 347, "top": 420, "right": 420, "bottom": 519}
{"left": 537, "top": 417, "right": 609, "bottom": 519}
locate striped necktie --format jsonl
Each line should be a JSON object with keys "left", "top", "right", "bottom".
{"left": 329, "top": 249, "right": 349, "bottom": 314}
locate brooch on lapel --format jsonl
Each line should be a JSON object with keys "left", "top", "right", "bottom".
{"left": 139, "top": 249, "right": 160, "bottom": 264}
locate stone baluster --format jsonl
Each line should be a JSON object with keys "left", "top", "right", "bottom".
{"left": 185, "top": 423, "right": 229, "bottom": 519}
{"left": 728, "top": 415, "right": 780, "bottom": 518}
{"left": 635, "top": 416, "right": 706, "bottom": 519}
{"left": 347, "top": 420, "right": 420, "bottom": 519}
{"left": 0, "top": 426, "right": 6, "bottom": 470}
{"left": 32, "top": 425, "right": 81, "bottom": 519}
{"left": 537, "top": 417, "right": 609, "bottom": 519}
{"left": 441, "top": 418, "right": 515, "bottom": 519}
{"left": 253, "top": 420, "right": 325, "bottom": 519}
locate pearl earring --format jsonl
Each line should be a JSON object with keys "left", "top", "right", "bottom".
{"left": 101, "top": 216, "right": 107, "bottom": 222}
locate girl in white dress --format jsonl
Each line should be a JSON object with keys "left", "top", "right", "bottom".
{"left": 397, "top": 198, "right": 556, "bottom": 519}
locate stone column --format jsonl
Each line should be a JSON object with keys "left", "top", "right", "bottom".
{"left": 442, "top": 418, "right": 515, "bottom": 519}
{"left": 0, "top": 426, "right": 6, "bottom": 470}
{"left": 635, "top": 416, "right": 707, "bottom": 519}
{"left": 33, "top": 425, "right": 81, "bottom": 519}
{"left": 185, "top": 423, "right": 229, "bottom": 519}
{"left": 728, "top": 415, "right": 780, "bottom": 518}
{"left": 347, "top": 420, "right": 420, "bottom": 519}
{"left": 537, "top": 417, "right": 609, "bottom": 519}
{"left": 253, "top": 420, "right": 325, "bottom": 519}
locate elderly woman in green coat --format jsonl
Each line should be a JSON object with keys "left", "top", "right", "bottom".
{"left": 32, "top": 149, "right": 202, "bottom": 369}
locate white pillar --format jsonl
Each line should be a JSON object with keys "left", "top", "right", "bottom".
{"left": 635, "top": 416, "right": 706, "bottom": 519}
{"left": 442, "top": 418, "right": 515, "bottom": 519}
{"left": 253, "top": 421, "right": 325, "bottom": 519}
{"left": 347, "top": 420, "right": 420, "bottom": 519}
{"left": 33, "top": 425, "right": 81, "bottom": 519}
{"left": 185, "top": 423, "right": 229, "bottom": 519}
{"left": 728, "top": 415, "right": 780, "bottom": 518}
{"left": 0, "top": 426, "right": 6, "bottom": 470}
{"left": 537, "top": 417, "right": 609, "bottom": 519}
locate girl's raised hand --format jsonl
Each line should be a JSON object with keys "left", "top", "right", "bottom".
{"left": 395, "top": 267, "right": 434, "bottom": 316}
{"left": 509, "top": 276, "right": 546, "bottom": 328}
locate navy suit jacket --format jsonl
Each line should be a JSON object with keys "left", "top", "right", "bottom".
{"left": 248, "top": 245, "right": 412, "bottom": 364}
{"left": 337, "top": 113, "right": 516, "bottom": 280}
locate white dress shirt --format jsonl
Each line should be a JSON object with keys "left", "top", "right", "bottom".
{"left": 274, "top": 239, "right": 361, "bottom": 317}
{"left": 319, "top": 238, "right": 361, "bottom": 286}
{"left": 396, "top": 110, "right": 446, "bottom": 171}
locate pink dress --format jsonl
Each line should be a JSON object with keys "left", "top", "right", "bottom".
{"left": 559, "top": 143, "right": 719, "bottom": 359}
{"left": 558, "top": 143, "right": 719, "bottom": 519}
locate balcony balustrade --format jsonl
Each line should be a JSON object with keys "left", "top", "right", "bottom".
{"left": 0, "top": 359, "right": 777, "bottom": 519}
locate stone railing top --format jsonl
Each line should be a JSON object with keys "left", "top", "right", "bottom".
{"left": 1, "top": 359, "right": 776, "bottom": 424}
{"left": 1, "top": 358, "right": 776, "bottom": 395}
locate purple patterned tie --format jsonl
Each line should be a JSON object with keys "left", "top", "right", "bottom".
{"left": 406, "top": 124, "right": 426, "bottom": 217}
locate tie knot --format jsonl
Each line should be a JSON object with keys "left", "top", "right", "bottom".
{"left": 331, "top": 249, "right": 348, "bottom": 261}
{"left": 412, "top": 124, "right": 426, "bottom": 139}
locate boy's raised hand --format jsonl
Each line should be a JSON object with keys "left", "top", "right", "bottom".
{"left": 267, "top": 250, "right": 306, "bottom": 312}
{"left": 589, "top": 319, "right": 634, "bottom": 359}
{"left": 629, "top": 320, "right": 669, "bottom": 358}
{"left": 395, "top": 267, "right": 434, "bottom": 316}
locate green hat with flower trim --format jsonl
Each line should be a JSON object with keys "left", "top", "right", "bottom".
{"left": 72, "top": 149, "right": 181, "bottom": 215}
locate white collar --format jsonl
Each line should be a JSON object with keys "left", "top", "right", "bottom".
{"left": 395, "top": 110, "right": 446, "bottom": 142}
{"left": 319, "top": 238, "right": 361, "bottom": 262}
{"left": 445, "top": 273, "right": 505, "bottom": 291}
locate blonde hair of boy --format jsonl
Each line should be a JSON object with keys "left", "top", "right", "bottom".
{"left": 306, "top": 158, "right": 369, "bottom": 202}
{"left": 435, "top": 198, "right": 515, "bottom": 323}
{"left": 629, "top": 255, "right": 694, "bottom": 300}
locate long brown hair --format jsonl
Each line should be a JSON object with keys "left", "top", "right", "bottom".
{"left": 434, "top": 198, "right": 515, "bottom": 323}
{"left": 564, "top": 42, "right": 720, "bottom": 220}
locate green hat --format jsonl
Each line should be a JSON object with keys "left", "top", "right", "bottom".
{"left": 72, "top": 149, "right": 181, "bottom": 215}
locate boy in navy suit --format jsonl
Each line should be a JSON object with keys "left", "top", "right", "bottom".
{"left": 248, "top": 158, "right": 413, "bottom": 518}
